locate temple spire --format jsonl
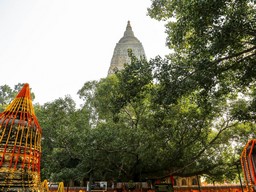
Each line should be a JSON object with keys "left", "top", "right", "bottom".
{"left": 123, "top": 20, "right": 135, "bottom": 37}
{"left": 108, "top": 21, "right": 146, "bottom": 75}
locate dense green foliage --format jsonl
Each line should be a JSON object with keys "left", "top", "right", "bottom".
{"left": 146, "top": 0, "right": 256, "bottom": 182}
{"left": 148, "top": 0, "right": 256, "bottom": 115}
{"left": 34, "top": 52, "right": 254, "bottom": 184}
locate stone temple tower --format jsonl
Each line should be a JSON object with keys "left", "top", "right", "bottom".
{"left": 108, "top": 21, "right": 146, "bottom": 75}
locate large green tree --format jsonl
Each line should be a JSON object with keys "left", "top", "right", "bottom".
{"left": 36, "top": 96, "right": 91, "bottom": 185}
{"left": 147, "top": 0, "right": 256, "bottom": 181}
{"left": 77, "top": 52, "right": 248, "bottom": 181}
{"left": 148, "top": 0, "right": 256, "bottom": 109}
{"left": 78, "top": 54, "right": 159, "bottom": 181}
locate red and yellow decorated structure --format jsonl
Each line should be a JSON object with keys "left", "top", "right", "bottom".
{"left": 241, "top": 139, "right": 256, "bottom": 192}
{"left": 0, "top": 84, "right": 42, "bottom": 191}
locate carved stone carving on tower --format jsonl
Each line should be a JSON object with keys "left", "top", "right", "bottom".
{"left": 108, "top": 21, "right": 146, "bottom": 75}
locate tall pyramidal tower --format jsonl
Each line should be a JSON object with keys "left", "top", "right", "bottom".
{"left": 0, "top": 83, "right": 42, "bottom": 191}
{"left": 108, "top": 21, "right": 146, "bottom": 75}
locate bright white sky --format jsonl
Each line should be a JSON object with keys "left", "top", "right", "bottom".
{"left": 0, "top": 0, "right": 170, "bottom": 106}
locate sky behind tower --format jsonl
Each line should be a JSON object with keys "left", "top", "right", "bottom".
{"left": 0, "top": 0, "right": 170, "bottom": 106}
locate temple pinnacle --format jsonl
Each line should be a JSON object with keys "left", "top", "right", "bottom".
{"left": 108, "top": 21, "right": 146, "bottom": 75}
